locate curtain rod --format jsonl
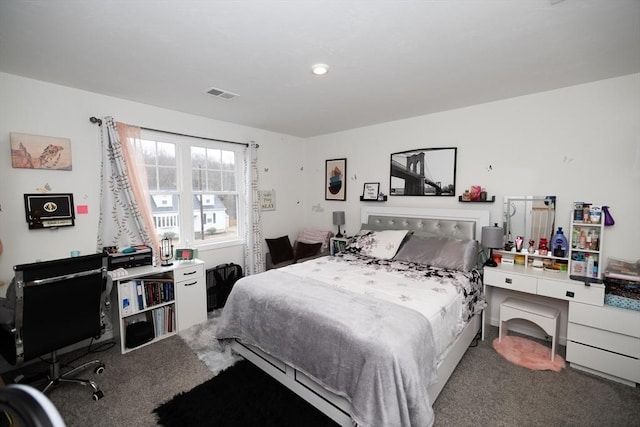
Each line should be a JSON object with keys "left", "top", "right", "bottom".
{"left": 89, "top": 116, "right": 253, "bottom": 148}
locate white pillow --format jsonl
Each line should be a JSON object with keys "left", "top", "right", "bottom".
{"left": 345, "top": 230, "right": 409, "bottom": 260}
{"left": 297, "top": 229, "right": 332, "bottom": 251}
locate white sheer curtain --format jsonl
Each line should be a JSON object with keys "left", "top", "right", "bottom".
{"left": 96, "top": 117, "right": 160, "bottom": 260}
{"left": 243, "top": 142, "right": 264, "bottom": 275}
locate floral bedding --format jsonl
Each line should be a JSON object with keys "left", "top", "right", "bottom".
{"left": 283, "top": 251, "right": 484, "bottom": 360}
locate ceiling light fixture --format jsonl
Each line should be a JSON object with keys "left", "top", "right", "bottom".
{"left": 311, "top": 64, "right": 330, "bottom": 76}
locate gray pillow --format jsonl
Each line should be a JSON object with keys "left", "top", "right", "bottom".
{"left": 393, "top": 235, "right": 480, "bottom": 272}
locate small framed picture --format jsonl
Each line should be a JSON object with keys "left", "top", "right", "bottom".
{"left": 362, "top": 182, "right": 380, "bottom": 200}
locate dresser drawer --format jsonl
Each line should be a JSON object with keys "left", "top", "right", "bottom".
{"left": 567, "top": 341, "right": 640, "bottom": 383}
{"left": 568, "top": 322, "right": 640, "bottom": 358}
{"left": 537, "top": 278, "right": 604, "bottom": 306}
{"left": 174, "top": 263, "right": 204, "bottom": 282}
{"left": 569, "top": 302, "right": 640, "bottom": 338}
{"left": 484, "top": 269, "right": 537, "bottom": 294}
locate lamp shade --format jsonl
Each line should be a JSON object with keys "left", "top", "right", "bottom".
{"left": 332, "top": 211, "right": 345, "bottom": 226}
{"left": 481, "top": 224, "right": 503, "bottom": 249}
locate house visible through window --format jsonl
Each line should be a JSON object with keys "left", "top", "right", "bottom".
{"left": 135, "top": 129, "right": 245, "bottom": 247}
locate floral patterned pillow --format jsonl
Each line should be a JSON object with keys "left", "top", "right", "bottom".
{"left": 345, "top": 230, "right": 409, "bottom": 260}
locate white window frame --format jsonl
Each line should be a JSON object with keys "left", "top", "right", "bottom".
{"left": 140, "top": 129, "right": 246, "bottom": 250}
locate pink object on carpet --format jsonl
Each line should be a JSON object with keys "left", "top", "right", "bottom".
{"left": 492, "top": 335, "right": 566, "bottom": 372}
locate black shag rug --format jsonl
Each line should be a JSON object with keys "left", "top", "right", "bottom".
{"left": 154, "top": 360, "right": 339, "bottom": 427}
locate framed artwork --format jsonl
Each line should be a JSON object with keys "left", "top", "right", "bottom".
{"left": 390, "top": 147, "right": 457, "bottom": 196}
{"left": 10, "top": 133, "right": 72, "bottom": 170}
{"left": 362, "top": 182, "right": 380, "bottom": 200}
{"left": 325, "top": 158, "right": 347, "bottom": 201}
{"left": 259, "top": 190, "right": 276, "bottom": 211}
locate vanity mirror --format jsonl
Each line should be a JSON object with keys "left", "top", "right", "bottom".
{"left": 503, "top": 195, "right": 556, "bottom": 249}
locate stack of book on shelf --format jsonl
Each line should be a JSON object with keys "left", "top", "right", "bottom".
{"left": 119, "top": 279, "right": 176, "bottom": 337}
{"left": 604, "top": 257, "right": 640, "bottom": 311}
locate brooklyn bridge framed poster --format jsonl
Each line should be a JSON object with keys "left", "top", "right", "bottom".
{"left": 390, "top": 147, "right": 457, "bottom": 196}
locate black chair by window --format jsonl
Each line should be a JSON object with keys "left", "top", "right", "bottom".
{"left": 0, "top": 253, "right": 108, "bottom": 401}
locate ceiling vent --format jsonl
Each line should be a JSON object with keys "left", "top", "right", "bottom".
{"left": 206, "top": 87, "right": 239, "bottom": 101}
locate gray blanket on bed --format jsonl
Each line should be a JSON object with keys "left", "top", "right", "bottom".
{"left": 215, "top": 269, "right": 437, "bottom": 427}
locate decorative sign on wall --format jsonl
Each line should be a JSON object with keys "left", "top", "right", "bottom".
{"left": 24, "top": 193, "right": 75, "bottom": 229}
{"left": 10, "top": 133, "right": 72, "bottom": 170}
{"left": 260, "top": 190, "right": 276, "bottom": 211}
{"left": 390, "top": 147, "right": 457, "bottom": 196}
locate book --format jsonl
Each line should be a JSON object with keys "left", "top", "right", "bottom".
{"left": 119, "top": 281, "right": 134, "bottom": 315}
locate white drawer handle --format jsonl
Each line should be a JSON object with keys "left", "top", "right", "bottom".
{"left": 184, "top": 281, "right": 198, "bottom": 286}
{"left": 505, "top": 278, "right": 512, "bottom": 284}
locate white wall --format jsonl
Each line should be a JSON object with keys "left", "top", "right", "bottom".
{"left": 2, "top": 72, "right": 639, "bottom": 289}
{"left": 303, "top": 74, "right": 640, "bottom": 263}
{"left": 0, "top": 72, "right": 307, "bottom": 286}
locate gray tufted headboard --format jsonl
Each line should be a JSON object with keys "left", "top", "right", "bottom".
{"left": 360, "top": 207, "right": 491, "bottom": 241}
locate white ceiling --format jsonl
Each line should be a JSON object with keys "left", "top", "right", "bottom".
{"left": 1, "top": 1, "right": 638, "bottom": 138}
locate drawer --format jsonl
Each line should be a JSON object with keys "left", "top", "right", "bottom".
{"left": 567, "top": 341, "right": 640, "bottom": 383}
{"left": 484, "top": 269, "right": 537, "bottom": 294}
{"left": 568, "top": 322, "right": 640, "bottom": 358}
{"left": 174, "top": 262, "right": 204, "bottom": 282}
{"left": 569, "top": 302, "right": 640, "bottom": 338}
{"left": 537, "top": 278, "right": 604, "bottom": 306}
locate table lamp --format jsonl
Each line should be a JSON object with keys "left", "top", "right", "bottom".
{"left": 481, "top": 223, "right": 503, "bottom": 267}
{"left": 333, "top": 211, "right": 345, "bottom": 238}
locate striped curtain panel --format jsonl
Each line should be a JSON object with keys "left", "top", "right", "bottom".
{"left": 243, "top": 142, "right": 264, "bottom": 275}
{"left": 96, "top": 117, "right": 159, "bottom": 260}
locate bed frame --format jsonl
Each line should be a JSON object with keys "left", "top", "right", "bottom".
{"left": 231, "top": 206, "right": 490, "bottom": 426}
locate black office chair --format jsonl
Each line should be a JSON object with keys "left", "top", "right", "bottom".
{"left": 0, "top": 253, "right": 108, "bottom": 401}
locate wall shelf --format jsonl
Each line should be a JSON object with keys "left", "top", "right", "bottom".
{"left": 360, "top": 195, "right": 387, "bottom": 202}
{"left": 458, "top": 195, "right": 495, "bottom": 203}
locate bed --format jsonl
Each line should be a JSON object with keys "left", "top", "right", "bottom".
{"left": 216, "top": 206, "right": 490, "bottom": 426}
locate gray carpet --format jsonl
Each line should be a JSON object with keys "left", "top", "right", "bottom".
{"left": 7, "top": 313, "right": 640, "bottom": 427}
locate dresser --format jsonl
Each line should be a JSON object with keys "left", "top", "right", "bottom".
{"left": 483, "top": 263, "right": 639, "bottom": 386}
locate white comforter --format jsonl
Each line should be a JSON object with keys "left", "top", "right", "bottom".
{"left": 216, "top": 254, "right": 483, "bottom": 427}
{"left": 285, "top": 254, "right": 482, "bottom": 362}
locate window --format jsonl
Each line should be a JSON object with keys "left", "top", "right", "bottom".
{"left": 135, "top": 130, "right": 245, "bottom": 247}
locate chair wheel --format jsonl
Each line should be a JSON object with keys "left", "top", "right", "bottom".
{"left": 92, "top": 390, "right": 104, "bottom": 401}
{"left": 94, "top": 364, "right": 105, "bottom": 375}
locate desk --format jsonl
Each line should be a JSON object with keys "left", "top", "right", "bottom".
{"left": 111, "top": 260, "right": 206, "bottom": 354}
{"left": 483, "top": 264, "right": 639, "bottom": 386}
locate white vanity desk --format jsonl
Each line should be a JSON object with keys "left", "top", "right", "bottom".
{"left": 482, "top": 263, "right": 640, "bottom": 386}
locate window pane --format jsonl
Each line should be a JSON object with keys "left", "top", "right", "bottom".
{"left": 207, "top": 149, "right": 221, "bottom": 169}
{"left": 157, "top": 142, "right": 175, "bottom": 166}
{"left": 152, "top": 194, "right": 180, "bottom": 242}
{"left": 146, "top": 166, "right": 158, "bottom": 190}
{"left": 222, "top": 171, "right": 236, "bottom": 191}
{"left": 192, "top": 194, "right": 238, "bottom": 241}
{"left": 158, "top": 166, "right": 177, "bottom": 190}
{"left": 192, "top": 169, "right": 205, "bottom": 191}
{"left": 221, "top": 150, "right": 235, "bottom": 170}
{"left": 139, "top": 139, "right": 157, "bottom": 164}
{"left": 192, "top": 146, "right": 206, "bottom": 169}
{"left": 207, "top": 170, "right": 221, "bottom": 191}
